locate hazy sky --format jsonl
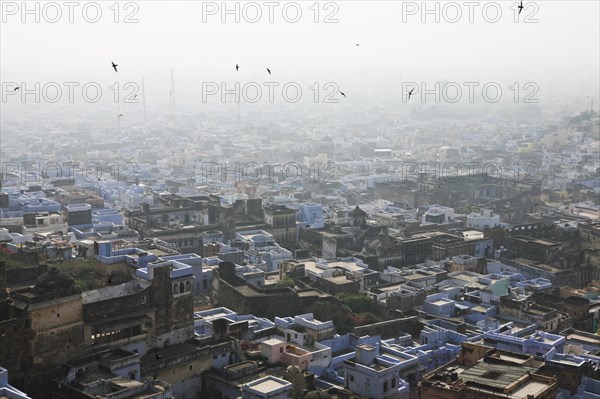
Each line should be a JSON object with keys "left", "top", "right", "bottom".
{"left": 1, "top": 0, "right": 599, "bottom": 109}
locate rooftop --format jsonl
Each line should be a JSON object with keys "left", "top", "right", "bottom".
{"left": 242, "top": 375, "right": 291, "bottom": 395}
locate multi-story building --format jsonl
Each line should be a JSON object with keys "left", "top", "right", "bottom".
{"left": 0, "top": 257, "right": 207, "bottom": 398}
{"left": 467, "top": 209, "right": 503, "bottom": 230}
{"left": 235, "top": 230, "right": 293, "bottom": 272}
{"left": 263, "top": 205, "right": 297, "bottom": 246}
{"left": 343, "top": 344, "right": 408, "bottom": 399}
{"left": 419, "top": 343, "right": 558, "bottom": 399}
{"left": 21, "top": 212, "right": 68, "bottom": 235}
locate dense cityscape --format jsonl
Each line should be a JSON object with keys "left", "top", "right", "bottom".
{"left": 1, "top": 1, "right": 599, "bottom": 398}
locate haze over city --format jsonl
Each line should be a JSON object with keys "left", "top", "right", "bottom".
{"left": 0, "top": 1, "right": 599, "bottom": 399}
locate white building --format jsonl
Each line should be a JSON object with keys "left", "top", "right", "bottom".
{"left": 343, "top": 344, "right": 408, "bottom": 399}
{"left": 21, "top": 212, "right": 68, "bottom": 235}
{"left": 421, "top": 205, "right": 455, "bottom": 225}
{"left": 0, "top": 367, "right": 33, "bottom": 399}
{"left": 467, "top": 209, "right": 502, "bottom": 229}
{"left": 235, "top": 230, "right": 293, "bottom": 272}
{"left": 241, "top": 376, "right": 292, "bottom": 399}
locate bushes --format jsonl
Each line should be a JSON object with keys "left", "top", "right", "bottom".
{"left": 337, "top": 292, "right": 380, "bottom": 314}
{"left": 309, "top": 293, "right": 386, "bottom": 335}
{"left": 1, "top": 255, "right": 97, "bottom": 291}
{"left": 275, "top": 277, "right": 295, "bottom": 288}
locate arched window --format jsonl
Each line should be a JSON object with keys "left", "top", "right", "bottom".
{"left": 174, "top": 284, "right": 179, "bottom": 294}
{"left": 185, "top": 281, "right": 191, "bottom": 292}
{"left": 179, "top": 282, "right": 185, "bottom": 294}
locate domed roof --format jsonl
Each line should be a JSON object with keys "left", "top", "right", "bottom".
{"left": 34, "top": 267, "right": 75, "bottom": 296}
{"left": 304, "top": 390, "right": 333, "bottom": 399}
{"left": 349, "top": 205, "right": 366, "bottom": 217}
{"left": 367, "top": 238, "right": 382, "bottom": 251}
{"left": 286, "top": 364, "right": 302, "bottom": 373}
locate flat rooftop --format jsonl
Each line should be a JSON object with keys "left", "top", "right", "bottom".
{"left": 461, "top": 361, "right": 533, "bottom": 390}
{"left": 244, "top": 376, "right": 291, "bottom": 394}
{"left": 567, "top": 333, "right": 600, "bottom": 345}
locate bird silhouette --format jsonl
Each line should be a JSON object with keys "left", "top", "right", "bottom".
{"left": 118, "top": 114, "right": 123, "bottom": 117}
{"left": 340, "top": 91, "right": 346, "bottom": 98}
{"left": 518, "top": 0, "right": 524, "bottom": 15}
{"left": 356, "top": 44, "right": 360, "bottom": 46}
{"left": 112, "top": 61, "right": 118, "bottom": 72}
{"left": 408, "top": 88, "right": 415, "bottom": 100}
{"left": 236, "top": 64, "right": 239, "bottom": 71}
{"left": 13, "top": 86, "right": 19, "bottom": 92}
{"left": 266, "top": 68, "right": 271, "bottom": 75}
{"left": 133, "top": 94, "right": 138, "bottom": 99}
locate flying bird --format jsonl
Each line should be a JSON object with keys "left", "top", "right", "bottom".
{"left": 112, "top": 61, "right": 118, "bottom": 72}
{"left": 266, "top": 68, "right": 271, "bottom": 75}
{"left": 518, "top": 0, "right": 524, "bottom": 15}
{"left": 236, "top": 64, "right": 239, "bottom": 71}
{"left": 13, "top": 86, "right": 19, "bottom": 92}
{"left": 356, "top": 44, "right": 360, "bottom": 46}
{"left": 407, "top": 88, "right": 415, "bottom": 100}
{"left": 133, "top": 94, "right": 137, "bottom": 99}
{"left": 340, "top": 91, "right": 346, "bottom": 98}
{"left": 118, "top": 114, "right": 123, "bottom": 117}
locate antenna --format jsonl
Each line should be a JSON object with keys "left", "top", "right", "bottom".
{"left": 170, "top": 68, "right": 176, "bottom": 116}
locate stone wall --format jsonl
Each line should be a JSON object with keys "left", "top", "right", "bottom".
{"left": 352, "top": 316, "right": 420, "bottom": 339}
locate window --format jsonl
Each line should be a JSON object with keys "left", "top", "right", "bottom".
{"left": 384, "top": 381, "right": 388, "bottom": 392}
